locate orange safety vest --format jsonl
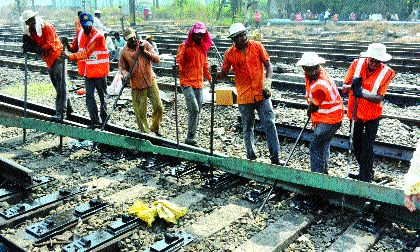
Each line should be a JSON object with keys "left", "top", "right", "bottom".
{"left": 347, "top": 58, "right": 395, "bottom": 121}
{"left": 76, "top": 29, "right": 110, "bottom": 78}
{"left": 305, "top": 69, "right": 344, "bottom": 125}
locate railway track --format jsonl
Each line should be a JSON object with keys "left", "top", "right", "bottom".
{"left": 0, "top": 24, "right": 419, "bottom": 251}
{"left": 0, "top": 49, "right": 419, "bottom": 107}
{"left": 0, "top": 25, "right": 419, "bottom": 74}
{"left": 0, "top": 111, "right": 418, "bottom": 251}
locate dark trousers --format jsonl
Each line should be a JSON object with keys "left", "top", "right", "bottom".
{"left": 352, "top": 118, "right": 380, "bottom": 182}
{"left": 48, "top": 58, "right": 72, "bottom": 116}
{"left": 85, "top": 77, "right": 108, "bottom": 126}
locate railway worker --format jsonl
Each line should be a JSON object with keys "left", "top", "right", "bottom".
{"left": 20, "top": 10, "right": 73, "bottom": 121}
{"left": 217, "top": 23, "right": 281, "bottom": 165}
{"left": 404, "top": 140, "right": 420, "bottom": 212}
{"left": 119, "top": 27, "right": 163, "bottom": 136}
{"left": 74, "top": 10, "right": 82, "bottom": 33}
{"left": 93, "top": 10, "right": 110, "bottom": 34}
{"left": 297, "top": 52, "right": 344, "bottom": 174}
{"left": 342, "top": 43, "right": 396, "bottom": 182}
{"left": 176, "top": 22, "right": 212, "bottom": 146}
{"left": 145, "top": 35, "right": 159, "bottom": 55}
{"left": 62, "top": 11, "right": 110, "bottom": 129}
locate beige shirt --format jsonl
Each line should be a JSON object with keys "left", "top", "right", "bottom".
{"left": 119, "top": 40, "right": 160, "bottom": 90}
{"left": 404, "top": 140, "right": 420, "bottom": 195}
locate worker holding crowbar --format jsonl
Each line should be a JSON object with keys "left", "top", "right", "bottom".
{"left": 100, "top": 31, "right": 144, "bottom": 130}
{"left": 119, "top": 27, "right": 163, "bottom": 136}
{"left": 342, "top": 43, "right": 396, "bottom": 182}
{"left": 259, "top": 52, "right": 344, "bottom": 214}
{"left": 176, "top": 22, "right": 213, "bottom": 146}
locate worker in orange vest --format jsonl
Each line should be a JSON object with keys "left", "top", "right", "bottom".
{"left": 297, "top": 52, "right": 344, "bottom": 174}
{"left": 20, "top": 10, "right": 73, "bottom": 121}
{"left": 342, "top": 43, "right": 396, "bottom": 182}
{"left": 176, "top": 22, "right": 212, "bottom": 146}
{"left": 62, "top": 11, "right": 110, "bottom": 129}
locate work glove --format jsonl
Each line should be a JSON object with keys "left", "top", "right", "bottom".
{"left": 351, "top": 77, "right": 363, "bottom": 98}
{"left": 122, "top": 74, "right": 131, "bottom": 84}
{"left": 61, "top": 51, "right": 68, "bottom": 59}
{"left": 307, "top": 103, "right": 319, "bottom": 118}
{"left": 139, "top": 42, "right": 145, "bottom": 53}
{"left": 22, "top": 34, "right": 32, "bottom": 53}
{"left": 262, "top": 78, "right": 272, "bottom": 99}
{"left": 60, "top": 37, "right": 69, "bottom": 46}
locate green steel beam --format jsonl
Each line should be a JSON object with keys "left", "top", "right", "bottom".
{"left": 0, "top": 114, "right": 415, "bottom": 211}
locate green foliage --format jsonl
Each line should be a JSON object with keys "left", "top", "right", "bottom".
{"left": 1, "top": 82, "right": 55, "bottom": 99}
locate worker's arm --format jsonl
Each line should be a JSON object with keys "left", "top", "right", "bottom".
{"left": 203, "top": 55, "right": 211, "bottom": 82}
{"left": 361, "top": 71, "right": 396, "bottom": 104}
{"left": 68, "top": 38, "right": 102, "bottom": 61}
{"left": 218, "top": 51, "right": 231, "bottom": 80}
{"left": 143, "top": 42, "right": 160, "bottom": 63}
{"left": 263, "top": 60, "right": 273, "bottom": 79}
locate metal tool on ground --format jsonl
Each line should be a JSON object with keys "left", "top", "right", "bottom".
{"left": 173, "top": 62, "right": 179, "bottom": 146}
{"left": 23, "top": 52, "right": 28, "bottom": 143}
{"left": 206, "top": 65, "right": 218, "bottom": 182}
{"left": 257, "top": 116, "right": 311, "bottom": 215}
{"left": 346, "top": 98, "right": 358, "bottom": 177}
{"left": 99, "top": 42, "right": 144, "bottom": 131}
{"left": 58, "top": 57, "right": 66, "bottom": 151}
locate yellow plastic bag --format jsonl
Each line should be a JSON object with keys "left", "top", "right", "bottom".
{"left": 128, "top": 200, "right": 157, "bottom": 227}
{"left": 153, "top": 200, "right": 188, "bottom": 224}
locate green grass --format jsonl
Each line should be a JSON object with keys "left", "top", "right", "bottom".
{"left": 1, "top": 82, "right": 55, "bottom": 99}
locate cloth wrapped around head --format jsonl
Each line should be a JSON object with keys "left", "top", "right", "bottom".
{"left": 20, "top": 10, "right": 45, "bottom": 37}
{"left": 184, "top": 21, "right": 213, "bottom": 54}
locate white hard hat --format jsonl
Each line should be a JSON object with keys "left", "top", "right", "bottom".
{"left": 296, "top": 52, "right": 326, "bottom": 66}
{"left": 19, "top": 10, "right": 37, "bottom": 22}
{"left": 94, "top": 10, "right": 101, "bottom": 14}
{"left": 360, "top": 43, "right": 392, "bottom": 62}
{"left": 228, "top": 23, "right": 247, "bottom": 38}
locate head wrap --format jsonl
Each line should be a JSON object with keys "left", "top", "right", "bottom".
{"left": 184, "top": 22, "right": 213, "bottom": 54}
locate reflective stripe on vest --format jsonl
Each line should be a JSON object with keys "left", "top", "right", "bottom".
{"left": 354, "top": 58, "right": 390, "bottom": 96}
{"left": 308, "top": 79, "right": 342, "bottom": 114}
{"left": 76, "top": 29, "right": 109, "bottom": 78}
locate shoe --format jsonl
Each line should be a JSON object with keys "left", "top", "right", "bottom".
{"left": 348, "top": 173, "right": 360, "bottom": 180}
{"left": 247, "top": 154, "right": 257, "bottom": 161}
{"left": 271, "top": 158, "right": 281, "bottom": 165}
{"left": 151, "top": 129, "right": 163, "bottom": 137}
{"left": 88, "top": 123, "right": 101, "bottom": 130}
{"left": 50, "top": 114, "right": 64, "bottom": 122}
{"left": 66, "top": 107, "right": 73, "bottom": 117}
{"left": 185, "top": 138, "right": 198, "bottom": 146}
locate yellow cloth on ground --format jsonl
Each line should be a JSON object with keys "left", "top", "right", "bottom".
{"left": 153, "top": 200, "right": 188, "bottom": 224}
{"left": 128, "top": 200, "right": 187, "bottom": 226}
{"left": 128, "top": 200, "right": 157, "bottom": 227}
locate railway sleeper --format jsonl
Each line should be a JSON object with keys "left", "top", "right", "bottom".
{"left": 0, "top": 186, "right": 86, "bottom": 229}
{"left": 0, "top": 199, "right": 108, "bottom": 251}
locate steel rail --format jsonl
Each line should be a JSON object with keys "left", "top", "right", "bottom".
{"left": 2, "top": 92, "right": 419, "bottom": 144}
{"left": 0, "top": 114, "right": 418, "bottom": 229}
{"left": 0, "top": 55, "right": 418, "bottom": 106}
{"left": 246, "top": 116, "right": 415, "bottom": 161}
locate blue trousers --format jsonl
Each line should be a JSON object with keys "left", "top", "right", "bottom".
{"left": 310, "top": 122, "right": 341, "bottom": 173}
{"left": 238, "top": 98, "right": 280, "bottom": 161}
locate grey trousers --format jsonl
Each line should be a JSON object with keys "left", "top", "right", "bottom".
{"left": 238, "top": 98, "right": 280, "bottom": 161}
{"left": 48, "top": 58, "right": 72, "bottom": 116}
{"left": 182, "top": 86, "right": 203, "bottom": 140}
{"left": 85, "top": 77, "right": 108, "bottom": 126}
